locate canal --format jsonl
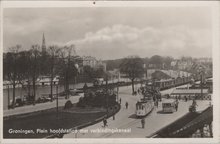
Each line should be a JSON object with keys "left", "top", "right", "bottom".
{"left": 3, "top": 83, "right": 93, "bottom": 110}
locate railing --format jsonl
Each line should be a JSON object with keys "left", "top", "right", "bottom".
{"left": 171, "top": 106, "right": 212, "bottom": 137}
{"left": 149, "top": 106, "right": 213, "bottom": 138}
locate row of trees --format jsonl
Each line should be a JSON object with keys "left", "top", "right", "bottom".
{"left": 105, "top": 55, "right": 212, "bottom": 72}
{"left": 3, "top": 44, "right": 78, "bottom": 108}
{"left": 105, "top": 55, "right": 174, "bottom": 71}
{"left": 83, "top": 65, "right": 106, "bottom": 82}
{"left": 119, "top": 55, "right": 212, "bottom": 94}
{"left": 4, "top": 44, "right": 211, "bottom": 107}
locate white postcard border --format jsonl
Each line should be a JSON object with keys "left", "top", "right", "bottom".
{"left": 1, "top": 1, "right": 219, "bottom": 144}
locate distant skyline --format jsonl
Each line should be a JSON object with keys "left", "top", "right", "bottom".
{"left": 3, "top": 7, "right": 212, "bottom": 60}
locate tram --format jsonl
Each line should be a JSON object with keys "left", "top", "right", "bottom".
{"left": 135, "top": 96, "right": 154, "bottom": 117}
{"left": 154, "top": 76, "right": 191, "bottom": 90}
{"left": 162, "top": 99, "right": 176, "bottom": 113}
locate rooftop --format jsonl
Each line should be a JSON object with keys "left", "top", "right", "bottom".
{"left": 171, "top": 89, "right": 209, "bottom": 94}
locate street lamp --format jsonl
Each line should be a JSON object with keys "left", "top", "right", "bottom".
{"left": 56, "top": 84, "right": 59, "bottom": 118}
{"left": 198, "top": 66, "right": 204, "bottom": 100}
{"left": 105, "top": 74, "right": 109, "bottom": 116}
{"left": 116, "top": 71, "right": 120, "bottom": 103}
{"left": 7, "top": 85, "right": 10, "bottom": 109}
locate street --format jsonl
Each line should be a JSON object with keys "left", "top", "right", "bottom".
{"left": 64, "top": 84, "right": 211, "bottom": 138}
{"left": 4, "top": 95, "right": 82, "bottom": 117}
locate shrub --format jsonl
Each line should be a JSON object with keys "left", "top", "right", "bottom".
{"left": 64, "top": 100, "right": 73, "bottom": 109}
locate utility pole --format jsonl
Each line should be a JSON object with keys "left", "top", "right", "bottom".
{"left": 56, "top": 84, "right": 59, "bottom": 118}
{"left": 117, "top": 72, "right": 119, "bottom": 102}
{"left": 200, "top": 73, "right": 203, "bottom": 100}
{"left": 199, "top": 66, "right": 204, "bottom": 100}
{"left": 33, "top": 52, "right": 36, "bottom": 105}
{"left": 66, "top": 56, "right": 70, "bottom": 99}
{"left": 8, "top": 85, "right": 10, "bottom": 109}
{"left": 50, "top": 53, "right": 54, "bottom": 102}
{"left": 105, "top": 74, "right": 108, "bottom": 116}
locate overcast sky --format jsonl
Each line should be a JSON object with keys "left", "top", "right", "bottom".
{"left": 3, "top": 7, "right": 212, "bottom": 60}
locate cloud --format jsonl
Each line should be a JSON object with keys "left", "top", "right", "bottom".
{"left": 66, "top": 25, "right": 139, "bottom": 45}
{"left": 64, "top": 24, "right": 211, "bottom": 59}
{"left": 4, "top": 7, "right": 212, "bottom": 57}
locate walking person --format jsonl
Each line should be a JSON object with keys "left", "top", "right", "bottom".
{"left": 112, "top": 114, "right": 115, "bottom": 120}
{"left": 190, "top": 99, "right": 197, "bottom": 112}
{"left": 125, "top": 102, "right": 128, "bottom": 109}
{"left": 138, "top": 88, "right": 140, "bottom": 94}
{"left": 192, "top": 99, "right": 197, "bottom": 107}
{"left": 156, "top": 100, "right": 159, "bottom": 108}
{"left": 103, "top": 117, "right": 108, "bottom": 127}
{"left": 175, "top": 103, "right": 178, "bottom": 111}
{"left": 184, "top": 96, "right": 187, "bottom": 102}
{"left": 141, "top": 118, "right": 145, "bottom": 129}
{"left": 119, "top": 98, "right": 121, "bottom": 104}
{"left": 154, "top": 100, "right": 158, "bottom": 108}
{"left": 153, "top": 96, "right": 156, "bottom": 102}
{"left": 175, "top": 99, "right": 179, "bottom": 111}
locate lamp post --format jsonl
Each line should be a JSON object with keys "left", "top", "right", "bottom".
{"left": 56, "top": 84, "right": 59, "bottom": 118}
{"left": 117, "top": 72, "right": 119, "bottom": 103}
{"left": 8, "top": 85, "right": 10, "bottom": 109}
{"left": 105, "top": 74, "right": 108, "bottom": 116}
{"left": 198, "top": 66, "right": 204, "bottom": 100}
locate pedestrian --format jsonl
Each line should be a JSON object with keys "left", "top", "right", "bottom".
{"left": 103, "top": 118, "right": 105, "bottom": 127}
{"left": 184, "top": 96, "right": 187, "bottom": 102}
{"left": 119, "top": 98, "right": 121, "bottom": 104}
{"left": 141, "top": 118, "right": 145, "bottom": 128}
{"left": 153, "top": 96, "right": 156, "bottom": 102}
{"left": 176, "top": 98, "right": 179, "bottom": 104}
{"left": 112, "top": 114, "right": 115, "bottom": 120}
{"left": 192, "top": 99, "right": 197, "bottom": 107}
{"left": 175, "top": 103, "right": 178, "bottom": 111}
{"left": 103, "top": 117, "right": 108, "bottom": 127}
{"left": 125, "top": 102, "right": 128, "bottom": 109}
{"left": 156, "top": 100, "right": 159, "bottom": 108}
{"left": 154, "top": 100, "right": 158, "bottom": 107}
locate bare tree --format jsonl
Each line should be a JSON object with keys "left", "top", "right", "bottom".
{"left": 57, "top": 45, "right": 78, "bottom": 99}
{"left": 4, "top": 45, "right": 21, "bottom": 108}
{"left": 48, "top": 45, "right": 60, "bottom": 101}
{"left": 30, "top": 45, "right": 41, "bottom": 105}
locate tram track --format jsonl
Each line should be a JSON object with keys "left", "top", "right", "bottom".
{"left": 88, "top": 83, "right": 188, "bottom": 138}
{"left": 99, "top": 107, "right": 155, "bottom": 138}
{"left": 98, "top": 117, "right": 140, "bottom": 138}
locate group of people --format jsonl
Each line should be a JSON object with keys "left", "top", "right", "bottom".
{"left": 174, "top": 95, "right": 198, "bottom": 102}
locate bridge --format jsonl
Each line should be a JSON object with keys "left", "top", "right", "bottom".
{"left": 149, "top": 106, "right": 213, "bottom": 138}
